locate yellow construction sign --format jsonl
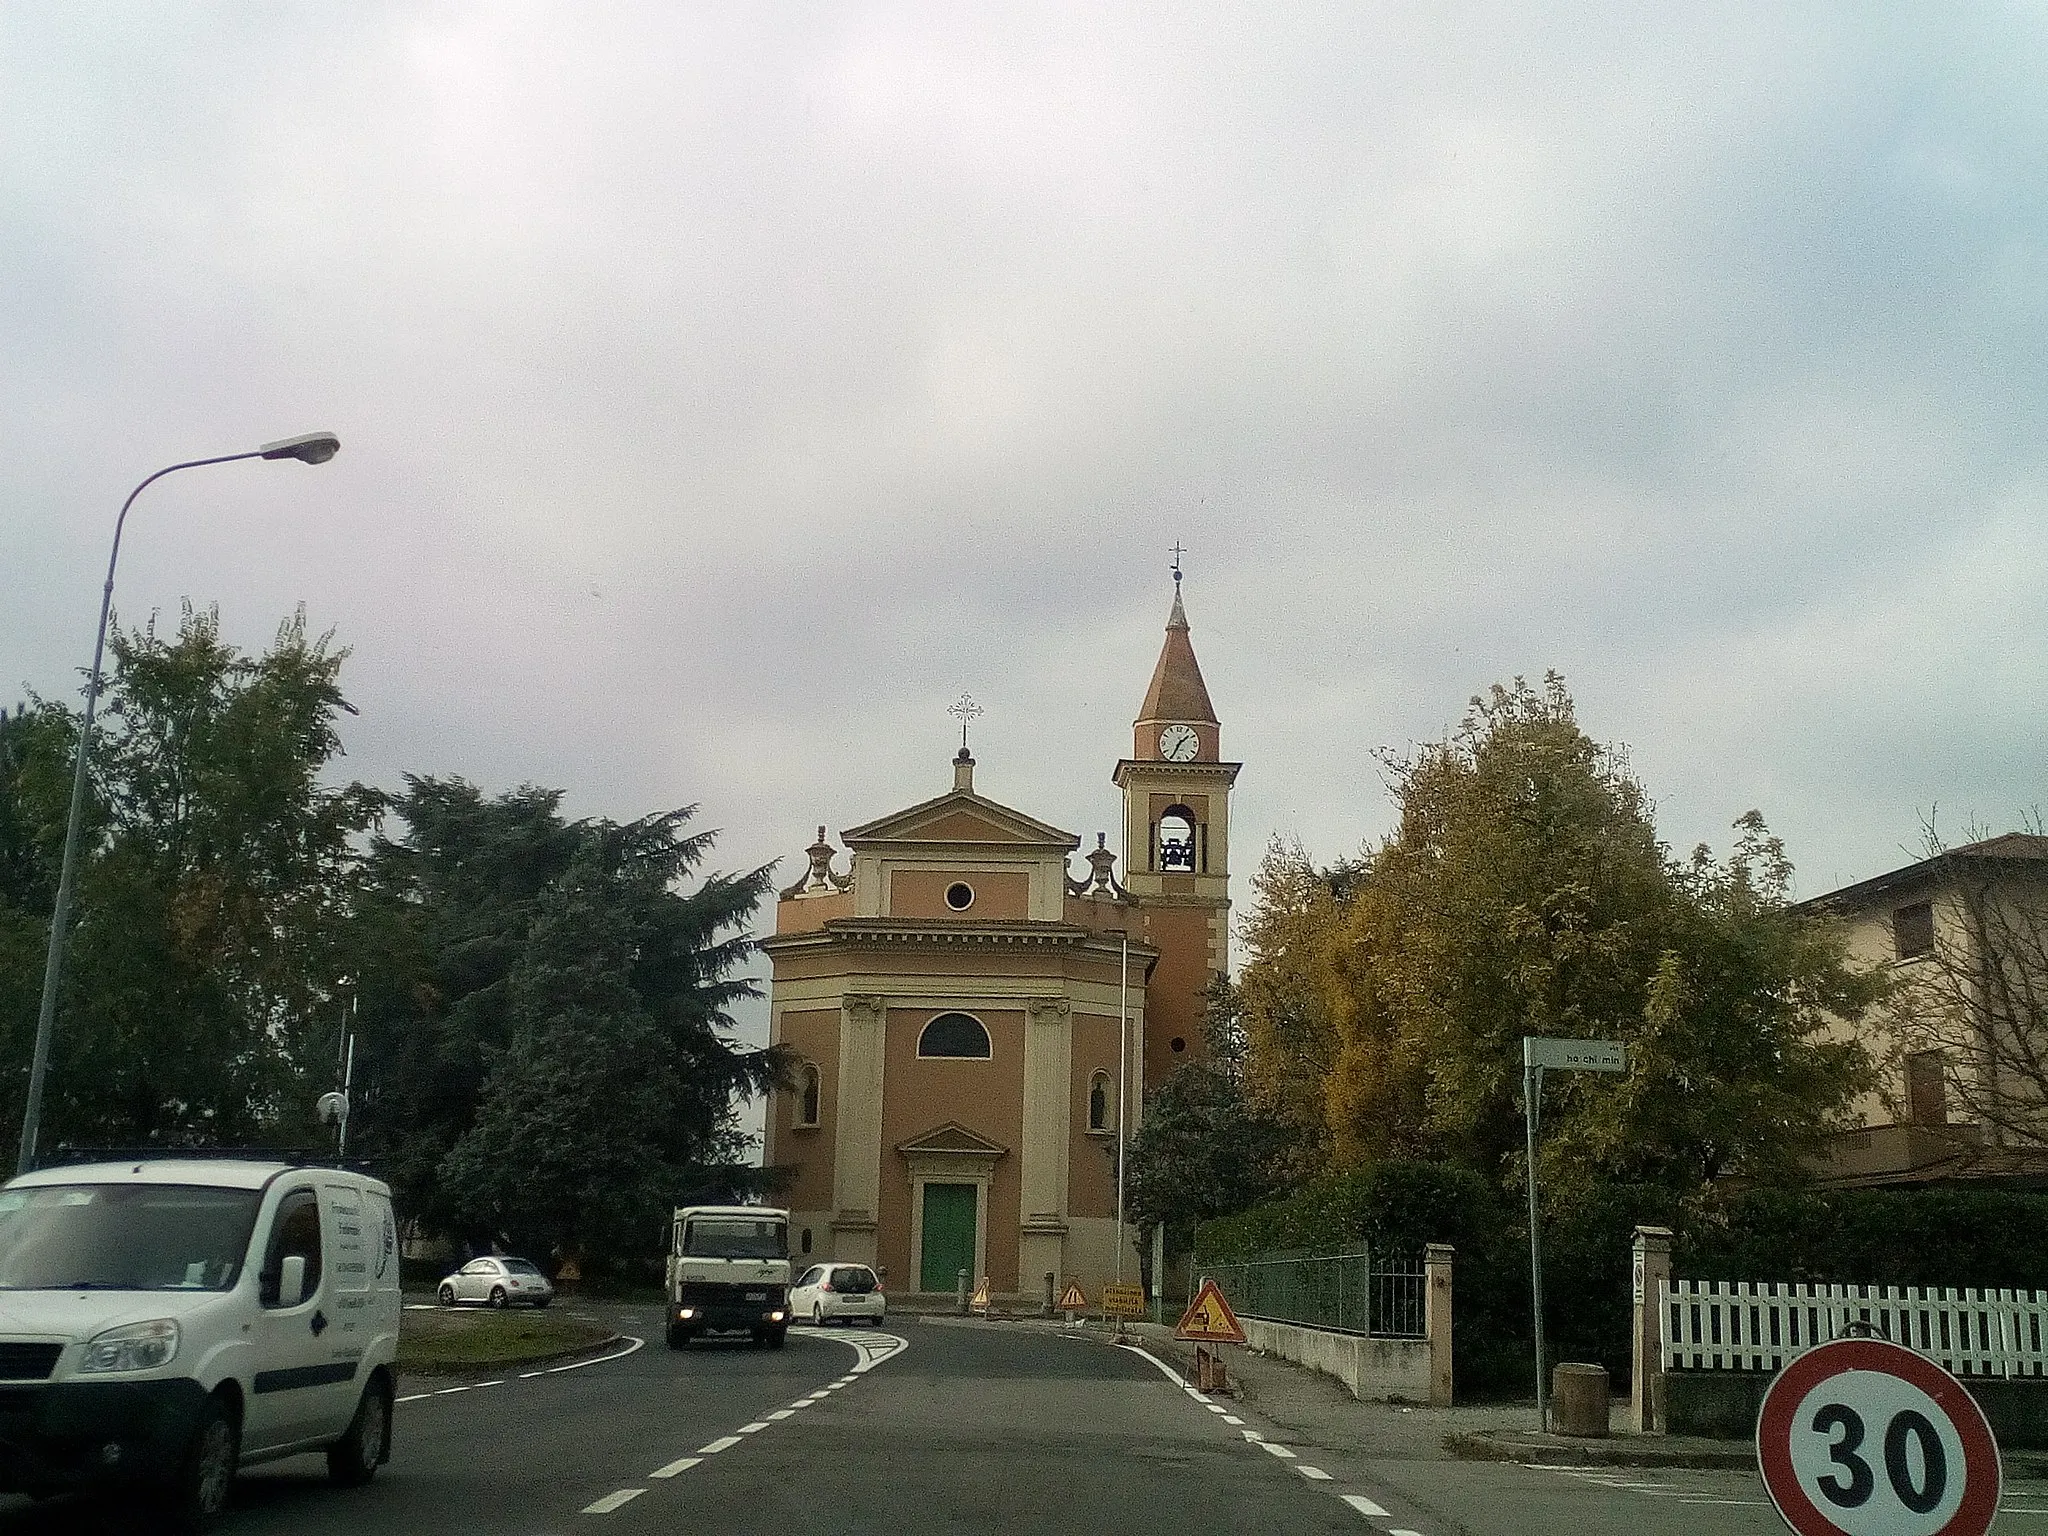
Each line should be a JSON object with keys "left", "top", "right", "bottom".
{"left": 1174, "top": 1279, "right": 1247, "bottom": 1345}
{"left": 1058, "top": 1279, "right": 1088, "bottom": 1311}
{"left": 970, "top": 1276, "right": 991, "bottom": 1312}
{"left": 1101, "top": 1282, "right": 1146, "bottom": 1319}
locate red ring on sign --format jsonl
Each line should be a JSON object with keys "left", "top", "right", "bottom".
{"left": 1756, "top": 1336, "right": 2001, "bottom": 1536}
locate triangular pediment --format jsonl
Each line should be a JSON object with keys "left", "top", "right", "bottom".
{"left": 896, "top": 1121, "right": 1008, "bottom": 1158}
{"left": 845, "top": 790, "right": 1077, "bottom": 850}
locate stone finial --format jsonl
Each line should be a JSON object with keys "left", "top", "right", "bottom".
{"left": 954, "top": 746, "right": 975, "bottom": 794}
{"left": 782, "top": 825, "right": 849, "bottom": 899}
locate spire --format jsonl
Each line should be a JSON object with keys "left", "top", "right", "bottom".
{"left": 1137, "top": 566, "right": 1217, "bottom": 727}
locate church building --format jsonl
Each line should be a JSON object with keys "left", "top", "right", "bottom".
{"left": 760, "top": 575, "right": 1239, "bottom": 1302}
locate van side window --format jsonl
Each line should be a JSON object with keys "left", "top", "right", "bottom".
{"left": 260, "top": 1189, "right": 323, "bottom": 1307}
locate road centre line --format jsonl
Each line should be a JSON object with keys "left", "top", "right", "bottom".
{"left": 737, "top": 1421, "right": 770, "bottom": 1433}
{"left": 1341, "top": 1494, "right": 1392, "bottom": 1517}
{"left": 767, "top": 1408, "right": 795, "bottom": 1419}
{"left": 650, "top": 1457, "right": 701, "bottom": 1479}
{"left": 581, "top": 1490, "right": 644, "bottom": 1514}
{"left": 1298, "top": 1466, "right": 1333, "bottom": 1480}
{"left": 1260, "top": 1441, "right": 1298, "bottom": 1460}
{"left": 697, "top": 1436, "right": 741, "bottom": 1455}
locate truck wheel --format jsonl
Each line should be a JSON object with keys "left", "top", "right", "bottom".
{"left": 766, "top": 1327, "right": 787, "bottom": 1349}
{"left": 666, "top": 1322, "right": 690, "bottom": 1350}
{"left": 327, "top": 1377, "right": 391, "bottom": 1486}
{"left": 168, "top": 1393, "right": 238, "bottom": 1533}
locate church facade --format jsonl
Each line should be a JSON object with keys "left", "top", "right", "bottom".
{"left": 759, "top": 578, "right": 1239, "bottom": 1301}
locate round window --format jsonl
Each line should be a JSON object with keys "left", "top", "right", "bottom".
{"left": 945, "top": 881, "right": 974, "bottom": 911}
{"left": 1170, "top": 1037, "right": 1187, "bottom": 1053}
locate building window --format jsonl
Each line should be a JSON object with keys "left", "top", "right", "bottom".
{"left": 794, "top": 1062, "right": 821, "bottom": 1128}
{"left": 1894, "top": 902, "right": 1935, "bottom": 961}
{"left": 1905, "top": 1050, "right": 1948, "bottom": 1127}
{"left": 946, "top": 881, "right": 975, "bottom": 911}
{"left": 1088, "top": 1071, "right": 1112, "bottom": 1132}
{"left": 1170, "top": 1036, "right": 1186, "bottom": 1053}
{"left": 918, "top": 1012, "right": 991, "bottom": 1059}
{"left": 1158, "top": 806, "right": 1196, "bottom": 872}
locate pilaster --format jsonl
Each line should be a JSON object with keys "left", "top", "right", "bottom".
{"left": 1020, "top": 996, "right": 1073, "bottom": 1288}
{"left": 831, "top": 993, "right": 887, "bottom": 1264}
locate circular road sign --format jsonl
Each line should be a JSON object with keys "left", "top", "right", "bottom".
{"left": 1757, "top": 1336, "right": 2001, "bottom": 1536}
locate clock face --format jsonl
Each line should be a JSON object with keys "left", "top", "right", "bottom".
{"left": 1158, "top": 724, "right": 1200, "bottom": 762}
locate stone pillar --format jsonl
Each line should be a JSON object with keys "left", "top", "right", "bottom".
{"left": 830, "top": 994, "right": 887, "bottom": 1265}
{"left": 1424, "top": 1243, "right": 1455, "bottom": 1408}
{"left": 1630, "top": 1225, "right": 1674, "bottom": 1434}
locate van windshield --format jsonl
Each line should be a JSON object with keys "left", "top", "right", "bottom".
{"left": 0, "top": 1184, "right": 262, "bottom": 1292}
{"left": 682, "top": 1217, "right": 786, "bottom": 1259}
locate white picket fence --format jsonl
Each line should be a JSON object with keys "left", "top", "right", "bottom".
{"left": 1663, "top": 1279, "right": 2048, "bottom": 1379}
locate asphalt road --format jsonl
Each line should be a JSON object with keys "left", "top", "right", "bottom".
{"left": 6, "top": 1305, "right": 2048, "bottom": 1535}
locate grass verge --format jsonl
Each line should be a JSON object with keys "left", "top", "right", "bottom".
{"left": 399, "top": 1306, "right": 616, "bottom": 1375}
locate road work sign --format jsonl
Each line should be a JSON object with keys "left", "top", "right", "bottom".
{"left": 1102, "top": 1283, "right": 1146, "bottom": 1319}
{"left": 970, "top": 1278, "right": 991, "bottom": 1312}
{"left": 1175, "top": 1279, "right": 1247, "bottom": 1345}
{"left": 1059, "top": 1280, "right": 1088, "bottom": 1311}
{"left": 1756, "top": 1336, "right": 2000, "bottom": 1536}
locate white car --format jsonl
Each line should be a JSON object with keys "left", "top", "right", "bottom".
{"left": 0, "top": 1157, "right": 400, "bottom": 1530}
{"left": 436, "top": 1256, "right": 554, "bottom": 1309}
{"left": 789, "top": 1262, "right": 886, "bottom": 1326}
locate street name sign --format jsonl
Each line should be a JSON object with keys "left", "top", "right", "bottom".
{"left": 1522, "top": 1037, "right": 1626, "bottom": 1072}
{"left": 1059, "top": 1280, "right": 1088, "bottom": 1311}
{"left": 1757, "top": 1336, "right": 2000, "bottom": 1536}
{"left": 1175, "top": 1279, "right": 1247, "bottom": 1345}
{"left": 1101, "top": 1282, "right": 1146, "bottom": 1319}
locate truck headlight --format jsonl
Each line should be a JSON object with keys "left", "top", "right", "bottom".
{"left": 79, "top": 1319, "right": 179, "bottom": 1374}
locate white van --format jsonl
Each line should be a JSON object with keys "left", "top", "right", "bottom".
{"left": 0, "top": 1156, "right": 401, "bottom": 1530}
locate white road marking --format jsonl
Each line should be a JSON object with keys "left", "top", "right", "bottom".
{"left": 649, "top": 1456, "right": 701, "bottom": 1479}
{"left": 1205, "top": 1403, "right": 1227, "bottom": 1413}
{"left": 1297, "top": 1466, "right": 1332, "bottom": 1480}
{"left": 395, "top": 1392, "right": 430, "bottom": 1403}
{"left": 697, "top": 1436, "right": 741, "bottom": 1455}
{"left": 767, "top": 1408, "right": 795, "bottom": 1420}
{"left": 1342, "top": 1494, "right": 1392, "bottom": 1517}
{"left": 737, "top": 1421, "right": 770, "bottom": 1433}
{"left": 1390, "top": 1529, "right": 1426, "bottom": 1535}
{"left": 1260, "top": 1441, "right": 1298, "bottom": 1460}
{"left": 474, "top": 1379, "right": 506, "bottom": 1388}
{"left": 1241, "top": 1429, "right": 1265, "bottom": 1442}
{"left": 1221, "top": 1415, "right": 1243, "bottom": 1425}
{"left": 581, "top": 1489, "right": 644, "bottom": 1514}
{"left": 434, "top": 1385, "right": 470, "bottom": 1395}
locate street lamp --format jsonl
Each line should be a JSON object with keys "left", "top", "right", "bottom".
{"left": 16, "top": 432, "right": 342, "bottom": 1176}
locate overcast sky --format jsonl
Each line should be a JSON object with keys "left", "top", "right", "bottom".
{"left": 8, "top": 5, "right": 2046, "bottom": 1087}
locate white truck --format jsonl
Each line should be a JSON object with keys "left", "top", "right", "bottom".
{"left": 665, "top": 1205, "right": 791, "bottom": 1349}
{"left": 0, "top": 1155, "right": 400, "bottom": 1531}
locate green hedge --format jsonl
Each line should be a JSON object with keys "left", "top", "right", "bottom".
{"left": 1196, "top": 1166, "right": 2048, "bottom": 1398}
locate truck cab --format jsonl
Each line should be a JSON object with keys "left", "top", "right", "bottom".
{"left": 665, "top": 1206, "right": 791, "bottom": 1349}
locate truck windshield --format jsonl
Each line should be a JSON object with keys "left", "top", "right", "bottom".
{"left": 682, "top": 1218, "right": 786, "bottom": 1259}
{"left": 0, "top": 1183, "right": 263, "bottom": 1292}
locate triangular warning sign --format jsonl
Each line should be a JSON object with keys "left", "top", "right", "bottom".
{"left": 1174, "top": 1278, "right": 1247, "bottom": 1344}
{"left": 970, "top": 1277, "right": 991, "bottom": 1310}
{"left": 1059, "top": 1280, "right": 1088, "bottom": 1310}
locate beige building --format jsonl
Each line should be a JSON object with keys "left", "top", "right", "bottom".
{"left": 1800, "top": 833, "right": 2048, "bottom": 1187}
{"left": 759, "top": 578, "right": 1238, "bottom": 1302}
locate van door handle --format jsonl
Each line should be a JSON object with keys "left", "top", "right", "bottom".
{"left": 311, "top": 1310, "right": 328, "bottom": 1336}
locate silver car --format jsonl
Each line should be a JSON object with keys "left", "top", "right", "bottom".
{"left": 437, "top": 1255, "right": 555, "bottom": 1309}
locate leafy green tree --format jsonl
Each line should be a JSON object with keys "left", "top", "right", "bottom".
{"left": 0, "top": 606, "right": 377, "bottom": 1149}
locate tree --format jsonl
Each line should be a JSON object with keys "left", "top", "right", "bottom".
{"left": 1234, "top": 837, "right": 1345, "bottom": 1176}
{"left": 1877, "top": 825, "right": 2048, "bottom": 1153}
{"left": 347, "top": 778, "right": 784, "bottom": 1265}
{"left": 0, "top": 606, "right": 378, "bottom": 1148}
{"left": 1241, "top": 674, "right": 1876, "bottom": 1202}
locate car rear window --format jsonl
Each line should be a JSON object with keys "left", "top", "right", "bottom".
{"left": 834, "top": 1266, "right": 878, "bottom": 1293}
{"left": 503, "top": 1259, "right": 543, "bottom": 1275}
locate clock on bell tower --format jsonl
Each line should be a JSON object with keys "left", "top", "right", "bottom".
{"left": 1114, "top": 568, "right": 1239, "bottom": 1085}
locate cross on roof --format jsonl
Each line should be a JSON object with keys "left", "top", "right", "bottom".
{"left": 948, "top": 692, "right": 983, "bottom": 751}
{"left": 1170, "top": 542, "right": 1186, "bottom": 583}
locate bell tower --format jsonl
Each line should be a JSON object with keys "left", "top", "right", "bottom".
{"left": 1114, "top": 564, "right": 1239, "bottom": 1087}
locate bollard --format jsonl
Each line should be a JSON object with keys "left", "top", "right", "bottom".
{"left": 1551, "top": 1363, "right": 1610, "bottom": 1438}
{"left": 956, "top": 1268, "right": 970, "bottom": 1315}
{"left": 1043, "top": 1271, "right": 1056, "bottom": 1317}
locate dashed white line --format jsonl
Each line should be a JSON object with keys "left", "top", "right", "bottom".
{"left": 649, "top": 1456, "right": 701, "bottom": 1479}
{"left": 1297, "top": 1466, "right": 1332, "bottom": 1480}
{"left": 766, "top": 1408, "right": 795, "bottom": 1420}
{"left": 1221, "top": 1414, "right": 1243, "bottom": 1425}
{"left": 696, "top": 1435, "right": 741, "bottom": 1455}
{"left": 737, "top": 1421, "right": 770, "bottom": 1433}
{"left": 1260, "top": 1441, "right": 1298, "bottom": 1460}
{"left": 1341, "top": 1494, "right": 1392, "bottom": 1518}
{"left": 581, "top": 1489, "right": 644, "bottom": 1514}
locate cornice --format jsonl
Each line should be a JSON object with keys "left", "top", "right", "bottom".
{"left": 760, "top": 918, "right": 1161, "bottom": 958}
{"left": 1112, "top": 758, "right": 1243, "bottom": 787}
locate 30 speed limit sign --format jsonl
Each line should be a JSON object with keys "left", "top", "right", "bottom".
{"left": 1757, "top": 1336, "right": 2001, "bottom": 1536}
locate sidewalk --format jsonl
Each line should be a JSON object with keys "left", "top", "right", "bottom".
{"left": 1112, "top": 1321, "right": 1754, "bottom": 1469}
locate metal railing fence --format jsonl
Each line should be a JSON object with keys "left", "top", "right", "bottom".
{"left": 1664, "top": 1279, "right": 2048, "bottom": 1379}
{"left": 1197, "top": 1248, "right": 1426, "bottom": 1339}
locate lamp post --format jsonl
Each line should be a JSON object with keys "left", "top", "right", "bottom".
{"left": 16, "top": 433, "right": 341, "bottom": 1177}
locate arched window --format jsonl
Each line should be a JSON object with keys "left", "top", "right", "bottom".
{"left": 1158, "top": 806, "right": 1197, "bottom": 872}
{"left": 794, "top": 1063, "right": 821, "bottom": 1127}
{"left": 918, "top": 1012, "right": 991, "bottom": 1059}
{"left": 1088, "top": 1071, "right": 1113, "bottom": 1132}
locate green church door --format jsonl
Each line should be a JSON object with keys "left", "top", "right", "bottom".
{"left": 920, "top": 1182, "right": 978, "bottom": 1293}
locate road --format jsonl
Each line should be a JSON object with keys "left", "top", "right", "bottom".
{"left": 4, "top": 1304, "right": 2047, "bottom": 1534}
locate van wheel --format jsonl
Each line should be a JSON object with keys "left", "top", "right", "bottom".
{"left": 327, "top": 1377, "right": 391, "bottom": 1486}
{"left": 488, "top": 1286, "right": 508, "bottom": 1309}
{"left": 168, "top": 1394, "right": 237, "bottom": 1533}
